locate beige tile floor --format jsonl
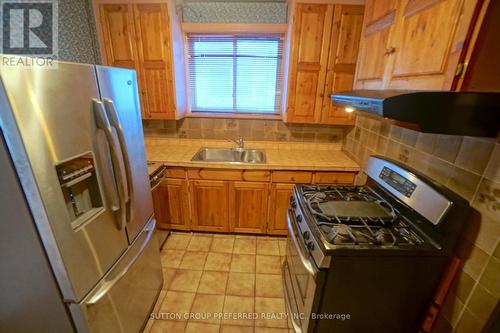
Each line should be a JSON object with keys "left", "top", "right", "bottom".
{"left": 143, "top": 232, "right": 292, "bottom": 333}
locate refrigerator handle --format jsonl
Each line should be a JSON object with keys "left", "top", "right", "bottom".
{"left": 102, "top": 98, "right": 135, "bottom": 226}
{"left": 84, "top": 218, "right": 156, "bottom": 305}
{"left": 95, "top": 129, "right": 120, "bottom": 212}
{"left": 92, "top": 99, "right": 128, "bottom": 230}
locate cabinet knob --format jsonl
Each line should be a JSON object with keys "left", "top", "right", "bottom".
{"left": 385, "top": 47, "right": 396, "bottom": 55}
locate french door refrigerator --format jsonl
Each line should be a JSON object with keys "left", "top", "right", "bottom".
{"left": 0, "top": 57, "right": 163, "bottom": 333}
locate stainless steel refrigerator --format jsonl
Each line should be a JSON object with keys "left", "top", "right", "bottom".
{"left": 0, "top": 57, "right": 163, "bottom": 333}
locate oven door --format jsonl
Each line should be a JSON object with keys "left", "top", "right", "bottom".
{"left": 284, "top": 209, "right": 324, "bottom": 333}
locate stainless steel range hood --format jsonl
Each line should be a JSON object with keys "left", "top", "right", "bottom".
{"left": 331, "top": 90, "right": 500, "bottom": 137}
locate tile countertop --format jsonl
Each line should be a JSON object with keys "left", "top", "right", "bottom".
{"left": 144, "top": 138, "right": 360, "bottom": 172}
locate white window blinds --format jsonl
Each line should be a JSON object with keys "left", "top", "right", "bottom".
{"left": 187, "top": 34, "right": 284, "bottom": 114}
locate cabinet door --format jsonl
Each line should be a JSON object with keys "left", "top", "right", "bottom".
{"left": 189, "top": 180, "right": 229, "bottom": 232}
{"left": 229, "top": 182, "right": 269, "bottom": 234}
{"left": 152, "top": 179, "right": 190, "bottom": 231}
{"left": 98, "top": 4, "right": 138, "bottom": 71}
{"left": 321, "top": 5, "right": 364, "bottom": 125}
{"left": 388, "top": 0, "right": 479, "bottom": 90}
{"left": 286, "top": 4, "right": 334, "bottom": 123}
{"left": 354, "top": 0, "right": 398, "bottom": 89}
{"left": 268, "top": 183, "right": 295, "bottom": 236}
{"left": 133, "top": 4, "right": 176, "bottom": 119}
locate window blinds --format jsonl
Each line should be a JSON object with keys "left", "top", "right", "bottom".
{"left": 187, "top": 34, "right": 284, "bottom": 114}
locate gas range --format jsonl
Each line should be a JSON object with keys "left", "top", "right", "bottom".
{"left": 283, "top": 156, "right": 471, "bottom": 333}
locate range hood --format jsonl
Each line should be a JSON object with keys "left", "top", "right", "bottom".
{"left": 331, "top": 90, "right": 500, "bottom": 137}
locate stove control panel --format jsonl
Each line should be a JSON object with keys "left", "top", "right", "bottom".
{"left": 379, "top": 167, "right": 416, "bottom": 198}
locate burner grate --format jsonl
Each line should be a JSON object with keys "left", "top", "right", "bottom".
{"left": 297, "top": 184, "right": 424, "bottom": 247}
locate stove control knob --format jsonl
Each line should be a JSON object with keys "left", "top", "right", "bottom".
{"left": 296, "top": 215, "right": 302, "bottom": 223}
{"left": 303, "top": 231, "right": 310, "bottom": 241}
{"left": 307, "top": 242, "right": 315, "bottom": 251}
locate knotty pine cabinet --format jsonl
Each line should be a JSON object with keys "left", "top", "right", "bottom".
{"left": 96, "top": 2, "right": 187, "bottom": 119}
{"left": 267, "top": 183, "right": 295, "bottom": 236}
{"left": 229, "top": 182, "right": 270, "bottom": 234}
{"left": 153, "top": 167, "right": 357, "bottom": 235}
{"left": 354, "top": 0, "right": 485, "bottom": 90}
{"left": 189, "top": 180, "right": 230, "bottom": 233}
{"left": 285, "top": 3, "right": 364, "bottom": 125}
{"left": 152, "top": 178, "right": 190, "bottom": 231}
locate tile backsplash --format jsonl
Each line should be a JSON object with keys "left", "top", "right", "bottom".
{"left": 143, "top": 118, "right": 348, "bottom": 144}
{"left": 343, "top": 114, "right": 500, "bottom": 333}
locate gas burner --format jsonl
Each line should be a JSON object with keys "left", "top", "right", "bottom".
{"left": 296, "top": 184, "right": 424, "bottom": 248}
{"left": 301, "top": 185, "right": 397, "bottom": 225}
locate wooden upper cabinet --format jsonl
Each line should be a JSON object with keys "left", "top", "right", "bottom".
{"left": 355, "top": 0, "right": 482, "bottom": 90}
{"left": 96, "top": 2, "right": 187, "bottom": 120}
{"left": 321, "top": 5, "right": 364, "bottom": 125}
{"left": 133, "top": 4, "right": 175, "bottom": 119}
{"left": 354, "top": 0, "right": 398, "bottom": 89}
{"left": 286, "top": 3, "right": 334, "bottom": 123}
{"left": 229, "top": 182, "right": 269, "bottom": 234}
{"left": 388, "top": 0, "right": 479, "bottom": 90}
{"left": 285, "top": 3, "right": 364, "bottom": 125}
{"left": 99, "top": 4, "right": 137, "bottom": 70}
{"left": 189, "top": 180, "right": 229, "bottom": 232}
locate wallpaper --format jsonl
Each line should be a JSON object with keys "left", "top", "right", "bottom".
{"left": 181, "top": 1, "right": 287, "bottom": 23}
{"left": 58, "top": 0, "right": 101, "bottom": 64}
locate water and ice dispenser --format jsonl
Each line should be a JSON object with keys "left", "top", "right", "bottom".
{"left": 56, "top": 153, "right": 104, "bottom": 229}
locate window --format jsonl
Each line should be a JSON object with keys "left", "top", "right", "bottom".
{"left": 187, "top": 34, "right": 284, "bottom": 114}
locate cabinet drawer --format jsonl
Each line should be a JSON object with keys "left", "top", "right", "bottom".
{"left": 313, "top": 172, "right": 355, "bottom": 184}
{"left": 187, "top": 168, "right": 270, "bottom": 182}
{"left": 272, "top": 171, "right": 312, "bottom": 183}
{"left": 165, "top": 167, "right": 186, "bottom": 179}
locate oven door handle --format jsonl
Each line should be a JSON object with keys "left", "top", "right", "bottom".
{"left": 287, "top": 209, "right": 319, "bottom": 277}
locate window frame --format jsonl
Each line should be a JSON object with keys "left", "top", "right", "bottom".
{"left": 185, "top": 32, "right": 285, "bottom": 117}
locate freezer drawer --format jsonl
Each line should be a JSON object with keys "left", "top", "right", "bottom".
{"left": 70, "top": 218, "right": 163, "bottom": 333}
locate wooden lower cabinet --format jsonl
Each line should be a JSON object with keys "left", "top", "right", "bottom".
{"left": 157, "top": 168, "right": 357, "bottom": 235}
{"left": 152, "top": 178, "right": 190, "bottom": 230}
{"left": 189, "top": 180, "right": 229, "bottom": 232}
{"left": 267, "top": 183, "right": 295, "bottom": 236}
{"left": 229, "top": 182, "right": 269, "bottom": 234}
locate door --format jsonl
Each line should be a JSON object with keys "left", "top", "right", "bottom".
{"left": 95, "top": 66, "right": 154, "bottom": 243}
{"left": 153, "top": 178, "right": 190, "bottom": 231}
{"left": 268, "top": 183, "right": 295, "bottom": 236}
{"left": 229, "top": 182, "right": 269, "bottom": 234}
{"left": 133, "top": 4, "right": 176, "bottom": 119}
{"left": 190, "top": 180, "right": 229, "bottom": 232}
{"left": 321, "top": 5, "right": 364, "bottom": 125}
{"left": 70, "top": 219, "right": 162, "bottom": 333}
{"left": 0, "top": 59, "right": 129, "bottom": 301}
{"left": 387, "top": 0, "right": 479, "bottom": 89}
{"left": 286, "top": 3, "right": 334, "bottom": 123}
{"left": 354, "top": 0, "right": 398, "bottom": 89}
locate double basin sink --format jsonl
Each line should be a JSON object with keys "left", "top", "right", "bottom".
{"left": 191, "top": 147, "right": 266, "bottom": 164}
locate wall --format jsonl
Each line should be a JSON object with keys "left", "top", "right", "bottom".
{"left": 181, "top": 1, "right": 287, "bottom": 23}
{"left": 343, "top": 114, "right": 500, "bottom": 333}
{"left": 58, "top": 0, "right": 101, "bottom": 64}
{"left": 143, "top": 118, "right": 347, "bottom": 144}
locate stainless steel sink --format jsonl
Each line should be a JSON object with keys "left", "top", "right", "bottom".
{"left": 191, "top": 148, "right": 266, "bottom": 164}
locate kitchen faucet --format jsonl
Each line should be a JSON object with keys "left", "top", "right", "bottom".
{"left": 228, "top": 136, "right": 244, "bottom": 149}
